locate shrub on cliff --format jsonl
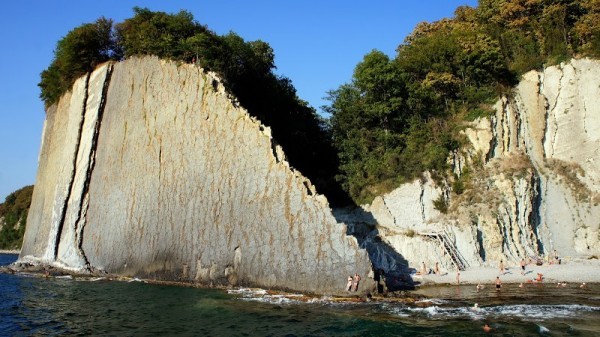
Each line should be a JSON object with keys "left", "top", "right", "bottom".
{"left": 0, "top": 185, "right": 34, "bottom": 249}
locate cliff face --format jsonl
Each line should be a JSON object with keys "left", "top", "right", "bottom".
{"left": 21, "top": 56, "right": 600, "bottom": 291}
{"left": 349, "top": 58, "right": 600, "bottom": 273}
{"left": 20, "top": 57, "right": 374, "bottom": 294}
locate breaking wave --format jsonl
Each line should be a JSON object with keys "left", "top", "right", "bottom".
{"left": 391, "top": 303, "right": 600, "bottom": 320}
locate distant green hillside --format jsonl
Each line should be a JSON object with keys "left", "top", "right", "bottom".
{"left": 325, "top": 0, "right": 600, "bottom": 204}
{"left": 0, "top": 185, "right": 33, "bottom": 250}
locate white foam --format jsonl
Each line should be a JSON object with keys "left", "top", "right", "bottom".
{"left": 389, "top": 303, "right": 599, "bottom": 320}
{"left": 415, "top": 298, "right": 448, "bottom": 305}
{"left": 55, "top": 275, "right": 73, "bottom": 279}
{"left": 486, "top": 304, "right": 599, "bottom": 320}
{"left": 227, "top": 288, "right": 267, "bottom": 296}
{"left": 227, "top": 287, "right": 307, "bottom": 305}
{"left": 397, "top": 305, "right": 483, "bottom": 320}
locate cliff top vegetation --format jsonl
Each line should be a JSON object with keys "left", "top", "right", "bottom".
{"left": 325, "top": 0, "right": 600, "bottom": 203}
{"left": 0, "top": 185, "right": 33, "bottom": 249}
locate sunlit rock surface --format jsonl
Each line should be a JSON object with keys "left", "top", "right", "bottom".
{"left": 20, "top": 57, "right": 375, "bottom": 295}
{"left": 351, "top": 58, "right": 600, "bottom": 273}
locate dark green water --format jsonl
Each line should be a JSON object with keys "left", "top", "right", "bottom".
{"left": 1, "top": 254, "right": 599, "bottom": 336}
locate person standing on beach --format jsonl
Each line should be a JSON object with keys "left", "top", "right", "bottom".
{"left": 435, "top": 262, "right": 440, "bottom": 275}
{"left": 495, "top": 276, "right": 502, "bottom": 291}
{"left": 422, "top": 262, "right": 427, "bottom": 275}
{"left": 520, "top": 258, "right": 526, "bottom": 275}
{"left": 499, "top": 260, "right": 505, "bottom": 274}
{"left": 346, "top": 275, "right": 353, "bottom": 291}
{"left": 352, "top": 273, "right": 361, "bottom": 291}
{"left": 456, "top": 270, "right": 460, "bottom": 285}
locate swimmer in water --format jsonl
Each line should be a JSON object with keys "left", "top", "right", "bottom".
{"left": 483, "top": 324, "right": 492, "bottom": 332}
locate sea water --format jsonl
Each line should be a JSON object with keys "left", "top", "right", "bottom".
{"left": 1, "top": 253, "right": 599, "bottom": 336}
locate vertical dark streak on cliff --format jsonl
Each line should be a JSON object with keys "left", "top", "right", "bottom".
{"left": 53, "top": 72, "right": 92, "bottom": 260}
{"left": 539, "top": 72, "right": 549, "bottom": 159}
{"left": 76, "top": 65, "right": 114, "bottom": 268}
{"left": 381, "top": 197, "right": 398, "bottom": 228}
{"left": 418, "top": 183, "right": 426, "bottom": 222}
{"left": 530, "top": 173, "right": 545, "bottom": 255}
{"left": 513, "top": 197, "right": 520, "bottom": 257}
{"left": 495, "top": 212, "right": 506, "bottom": 256}
{"left": 302, "top": 181, "right": 313, "bottom": 196}
{"left": 158, "top": 146, "right": 162, "bottom": 177}
{"left": 476, "top": 227, "right": 486, "bottom": 261}
{"left": 502, "top": 99, "right": 510, "bottom": 153}
{"left": 487, "top": 111, "right": 498, "bottom": 162}
{"left": 270, "top": 138, "right": 281, "bottom": 163}
{"left": 549, "top": 68, "right": 564, "bottom": 157}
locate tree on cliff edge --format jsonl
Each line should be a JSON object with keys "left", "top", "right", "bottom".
{"left": 39, "top": 17, "right": 122, "bottom": 106}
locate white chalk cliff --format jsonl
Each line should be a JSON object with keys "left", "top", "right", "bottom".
{"left": 351, "top": 58, "right": 600, "bottom": 275}
{"left": 20, "top": 57, "right": 375, "bottom": 294}
{"left": 20, "top": 56, "right": 600, "bottom": 292}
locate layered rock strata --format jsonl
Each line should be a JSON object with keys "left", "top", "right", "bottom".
{"left": 21, "top": 57, "right": 375, "bottom": 294}
{"left": 346, "top": 58, "right": 600, "bottom": 275}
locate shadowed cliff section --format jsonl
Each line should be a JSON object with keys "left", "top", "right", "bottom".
{"left": 21, "top": 57, "right": 376, "bottom": 295}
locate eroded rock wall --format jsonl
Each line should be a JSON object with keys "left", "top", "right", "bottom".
{"left": 21, "top": 57, "right": 374, "bottom": 295}
{"left": 348, "top": 58, "right": 600, "bottom": 274}
{"left": 486, "top": 58, "right": 600, "bottom": 258}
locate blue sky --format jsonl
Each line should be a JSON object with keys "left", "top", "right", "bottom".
{"left": 0, "top": 0, "right": 477, "bottom": 201}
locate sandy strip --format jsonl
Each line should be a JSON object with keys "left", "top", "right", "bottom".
{"left": 414, "top": 258, "right": 600, "bottom": 286}
{"left": 0, "top": 250, "right": 20, "bottom": 254}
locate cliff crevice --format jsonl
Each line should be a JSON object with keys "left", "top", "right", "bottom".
{"left": 52, "top": 71, "right": 92, "bottom": 261}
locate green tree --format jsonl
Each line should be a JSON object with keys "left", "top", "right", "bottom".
{"left": 116, "top": 7, "right": 204, "bottom": 60}
{"left": 574, "top": 0, "right": 600, "bottom": 56}
{"left": 39, "top": 17, "right": 121, "bottom": 106}
{"left": 0, "top": 185, "right": 34, "bottom": 249}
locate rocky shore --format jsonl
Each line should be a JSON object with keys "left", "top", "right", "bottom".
{"left": 3, "top": 256, "right": 598, "bottom": 306}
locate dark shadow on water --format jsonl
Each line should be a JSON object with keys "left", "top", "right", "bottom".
{"left": 333, "top": 207, "right": 417, "bottom": 292}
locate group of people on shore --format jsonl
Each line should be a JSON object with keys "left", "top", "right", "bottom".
{"left": 418, "top": 248, "right": 580, "bottom": 288}
{"left": 417, "top": 261, "right": 442, "bottom": 276}
{"left": 345, "top": 273, "right": 361, "bottom": 292}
